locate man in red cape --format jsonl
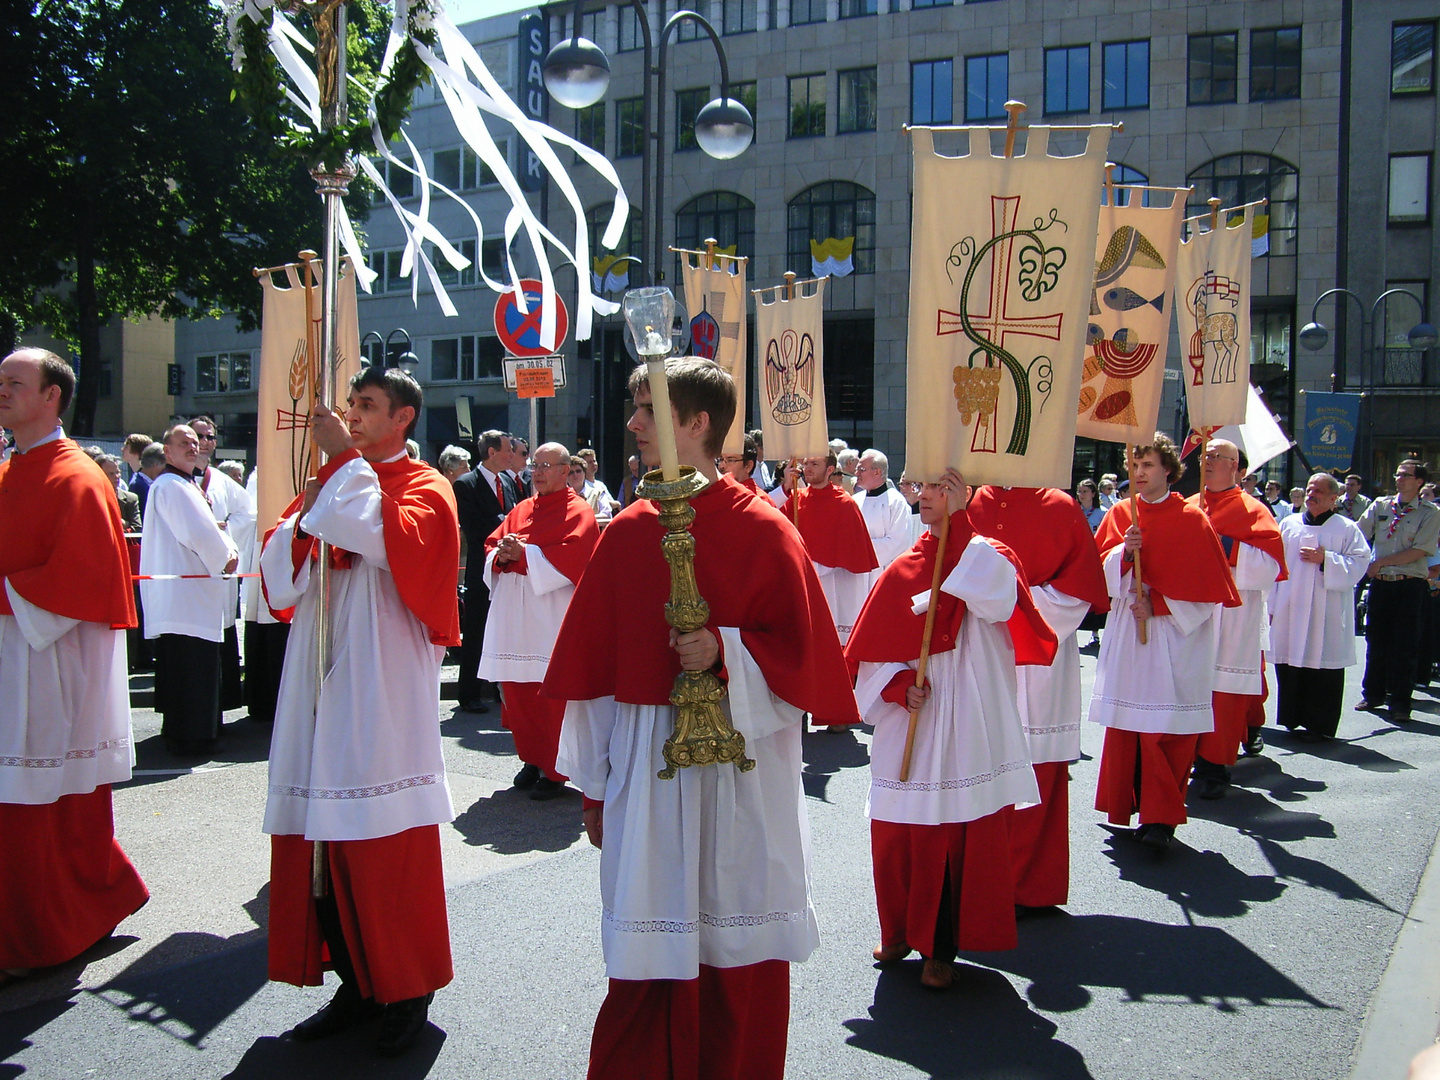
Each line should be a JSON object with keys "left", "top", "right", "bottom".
{"left": 968, "top": 484, "right": 1108, "bottom": 909}
{"left": 260, "top": 366, "right": 460, "bottom": 1057}
{"left": 847, "top": 468, "right": 1057, "bottom": 989}
{"left": 717, "top": 432, "right": 762, "bottom": 496}
{"left": 1187, "top": 439, "right": 1287, "bottom": 798}
{"left": 1088, "top": 434, "right": 1241, "bottom": 851}
{"left": 545, "top": 357, "right": 859, "bottom": 1080}
{"left": 0, "top": 348, "right": 148, "bottom": 986}
{"left": 479, "top": 441, "right": 600, "bottom": 800}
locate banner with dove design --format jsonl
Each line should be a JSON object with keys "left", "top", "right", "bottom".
{"left": 678, "top": 248, "right": 749, "bottom": 455}
{"left": 753, "top": 277, "right": 829, "bottom": 460}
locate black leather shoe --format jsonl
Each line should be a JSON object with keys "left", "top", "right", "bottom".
{"left": 1355, "top": 699, "right": 1381, "bottom": 712}
{"left": 1139, "top": 823, "right": 1174, "bottom": 851}
{"left": 1195, "top": 775, "right": 1228, "bottom": 800}
{"left": 1242, "top": 728, "right": 1265, "bottom": 756}
{"left": 530, "top": 777, "right": 569, "bottom": 801}
{"left": 513, "top": 762, "right": 542, "bottom": 789}
{"left": 458, "top": 699, "right": 490, "bottom": 714}
{"left": 1391, "top": 711, "right": 1414, "bottom": 723}
{"left": 291, "top": 982, "right": 383, "bottom": 1041}
{"left": 376, "top": 992, "right": 433, "bottom": 1057}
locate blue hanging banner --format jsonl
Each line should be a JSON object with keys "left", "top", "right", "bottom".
{"left": 1298, "top": 391, "right": 1362, "bottom": 472}
{"left": 517, "top": 13, "right": 548, "bottom": 193}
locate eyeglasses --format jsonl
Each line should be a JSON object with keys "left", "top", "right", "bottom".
{"left": 531, "top": 461, "right": 566, "bottom": 471}
{"left": 1396, "top": 472, "right": 1417, "bottom": 479}
{"left": 195, "top": 433, "right": 217, "bottom": 442}
{"left": 717, "top": 456, "right": 746, "bottom": 465}
{"left": 1201, "top": 452, "right": 1237, "bottom": 463}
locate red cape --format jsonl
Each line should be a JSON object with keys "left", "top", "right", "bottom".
{"left": 1095, "top": 493, "right": 1242, "bottom": 609}
{"left": 484, "top": 486, "right": 599, "bottom": 584}
{"left": 786, "top": 483, "right": 879, "bottom": 574}
{"left": 0, "top": 439, "right": 136, "bottom": 629}
{"left": 273, "top": 449, "right": 461, "bottom": 646}
{"left": 542, "top": 473, "right": 860, "bottom": 723}
{"left": 967, "top": 487, "right": 1110, "bottom": 611}
{"left": 1186, "top": 486, "right": 1288, "bottom": 581}
{"left": 845, "top": 510, "right": 1058, "bottom": 668}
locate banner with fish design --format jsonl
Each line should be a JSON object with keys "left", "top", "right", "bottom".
{"left": 1175, "top": 201, "right": 1264, "bottom": 431}
{"left": 1076, "top": 185, "right": 1190, "bottom": 444}
{"left": 904, "top": 123, "right": 1112, "bottom": 487}
{"left": 677, "top": 247, "right": 749, "bottom": 454}
{"left": 752, "top": 277, "right": 829, "bottom": 460}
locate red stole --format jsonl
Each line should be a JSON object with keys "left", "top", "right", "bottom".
{"left": 1186, "top": 486, "right": 1289, "bottom": 581}
{"left": 1094, "top": 493, "right": 1242, "bottom": 610}
{"left": 484, "top": 486, "right": 599, "bottom": 584}
{"left": 787, "top": 484, "right": 879, "bottom": 574}
{"left": 967, "top": 486, "right": 1110, "bottom": 611}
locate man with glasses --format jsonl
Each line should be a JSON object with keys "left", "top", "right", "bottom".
{"left": 717, "top": 435, "right": 761, "bottom": 495}
{"left": 852, "top": 450, "right": 912, "bottom": 592}
{"left": 1339, "top": 475, "right": 1372, "bottom": 522}
{"left": 1355, "top": 460, "right": 1440, "bottom": 722}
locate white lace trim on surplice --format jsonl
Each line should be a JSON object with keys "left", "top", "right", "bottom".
{"left": 603, "top": 906, "right": 811, "bottom": 935}
{"left": 0, "top": 737, "right": 131, "bottom": 769}
{"left": 269, "top": 773, "right": 440, "bottom": 800}
{"left": 872, "top": 757, "right": 1032, "bottom": 793}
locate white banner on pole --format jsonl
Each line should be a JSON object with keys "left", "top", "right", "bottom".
{"left": 753, "top": 277, "right": 829, "bottom": 461}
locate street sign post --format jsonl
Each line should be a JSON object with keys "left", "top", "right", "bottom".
{"left": 494, "top": 279, "right": 570, "bottom": 358}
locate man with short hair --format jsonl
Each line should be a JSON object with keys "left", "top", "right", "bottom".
{"left": 121, "top": 432, "right": 152, "bottom": 501}
{"left": 618, "top": 453, "right": 643, "bottom": 507}
{"left": 578, "top": 447, "right": 619, "bottom": 515}
{"left": 1265, "top": 480, "right": 1292, "bottom": 519}
{"left": 853, "top": 449, "right": 912, "bottom": 591}
{"left": 510, "top": 436, "right": 532, "bottom": 498}
{"left": 571, "top": 454, "right": 613, "bottom": 524}
{"left": 452, "top": 430, "right": 519, "bottom": 713}
{"left": 1355, "top": 460, "right": 1440, "bottom": 722}
{"left": 189, "top": 416, "right": 252, "bottom": 711}
{"left": 1186, "top": 441, "right": 1287, "bottom": 798}
{"left": 261, "top": 365, "right": 460, "bottom": 1056}
{"left": 480, "top": 442, "right": 600, "bottom": 801}
{"left": 99, "top": 454, "right": 143, "bottom": 535}
{"left": 140, "top": 424, "right": 239, "bottom": 754}
{"left": 749, "top": 428, "right": 776, "bottom": 491}
{"left": 0, "top": 348, "right": 149, "bottom": 986}
{"left": 836, "top": 448, "right": 860, "bottom": 494}
{"left": 437, "top": 445, "right": 471, "bottom": 483}
{"left": 718, "top": 434, "right": 762, "bottom": 495}
{"left": 546, "top": 356, "right": 858, "bottom": 1079}
{"left": 1090, "top": 435, "right": 1240, "bottom": 851}
{"left": 1270, "top": 473, "right": 1372, "bottom": 740}
{"left": 133, "top": 442, "right": 166, "bottom": 515}
{"left": 1339, "top": 475, "right": 1372, "bottom": 522}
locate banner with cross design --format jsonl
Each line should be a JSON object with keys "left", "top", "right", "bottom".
{"left": 904, "top": 123, "right": 1112, "bottom": 487}
{"left": 678, "top": 248, "right": 749, "bottom": 455}
{"left": 753, "top": 276, "right": 829, "bottom": 460}
{"left": 255, "top": 262, "right": 361, "bottom": 535}
{"left": 1075, "top": 185, "right": 1190, "bottom": 445}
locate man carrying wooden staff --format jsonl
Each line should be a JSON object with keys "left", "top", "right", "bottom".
{"left": 1089, "top": 434, "right": 1240, "bottom": 852}
{"left": 846, "top": 467, "right": 1056, "bottom": 990}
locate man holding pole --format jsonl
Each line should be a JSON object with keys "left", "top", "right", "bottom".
{"left": 1090, "top": 434, "right": 1240, "bottom": 851}
{"left": 846, "top": 468, "right": 1056, "bottom": 989}
{"left": 260, "top": 366, "right": 460, "bottom": 1056}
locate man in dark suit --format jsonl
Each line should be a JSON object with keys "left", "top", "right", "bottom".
{"left": 510, "top": 436, "right": 532, "bottom": 500}
{"left": 452, "top": 430, "right": 519, "bottom": 712}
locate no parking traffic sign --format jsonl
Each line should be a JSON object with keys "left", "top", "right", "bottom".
{"left": 493, "top": 279, "right": 569, "bottom": 358}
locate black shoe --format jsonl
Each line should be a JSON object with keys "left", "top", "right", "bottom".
{"left": 291, "top": 982, "right": 383, "bottom": 1042}
{"left": 1355, "top": 699, "right": 1381, "bottom": 712}
{"left": 1392, "top": 711, "right": 1414, "bottom": 723}
{"left": 458, "top": 698, "right": 490, "bottom": 714}
{"left": 530, "top": 777, "right": 569, "bottom": 801}
{"left": 375, "top": 992, "right": 433, "bottom": 1057}
{"left": 513, "top": 762, "right": 542, "bottom": 789}
{"left": 1195, "top": 775, "right": 1228, "bottom": 800}
{"left": 1139, "top": 823, "right": 1174, "bottom": 850}
{"left": 1242, "top": 728, "right": 1265, "bottom": 756}
{"left": 1132, "top": 823, "right": 1152, "bottom": 843}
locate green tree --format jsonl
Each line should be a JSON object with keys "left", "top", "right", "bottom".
{"left": 0, "top": 0, "right": 378, "bottom": 435}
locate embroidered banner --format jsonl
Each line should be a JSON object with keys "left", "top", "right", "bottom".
{"left": 905, "top": 123, "right": 1111, "bottom": 487}
{"left": 1075, "top": 185, "right": 1189, "bottom": 445}
{"left": 255, "top": 262, "right": 361, "bottom": 535}
{"left": 1298, "top": 390, "right": 1362, "bottom": 472}
{"left": 678, "top": 249, "right": 749, "bottom": 455}
{"left": 752, "top": 277, "right": 829, "bottom": 460}
{"left": 1175, "top": 201, "right": 1263, "bottom": 431}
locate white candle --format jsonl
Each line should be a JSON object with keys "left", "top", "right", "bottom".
{"left": 646, "top": 358, "right": 682, "bottom": 480}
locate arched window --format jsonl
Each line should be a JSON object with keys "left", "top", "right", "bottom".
{"left": 1105, "top": 163, "right": 1151, "bottom": 207}
{"left": 674, "top": 192, "right": 755, "bottom": 279}
{"left": 787, "top": 182, "right": 877, "bottom": 276}
{"left": 1186, "top": 154, "right": 1298, "bottom": 257}
{"left": 586, "top": 204, "right": 641, "bottom": 294}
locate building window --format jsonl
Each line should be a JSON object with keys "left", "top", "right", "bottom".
{"left": 788, "top": 181, "right": 877, "bottom": 276}
{"left": 1188, "top": 32, "right": 1238, "bottom": 105}
{"left": 1187, "top": 154, "right": 1299, "bottom": 257}
{"left": 1106, "top": 163, "right": 1150, "bottom": 206}
{"left": 432, "top": 238, "right": 478, "bottom": 289}
{"left": 370, "top": 153, "right": 414, "bottom": 204}
{"left": 789, "top": 0, "right": 825, "bottom": 26}
{"left": 722, "top": 0, "right": 757, "bottom": 35}
{"left": 1102, "top": 40, "right": 1149, "bottom": 110}
{"left": 1383, "top": 280, "right": 1430, "bottom": 385}
{"left": 1389, "top": 154, "right": 1432, "bottom": 225}
{"left": 195, "top": 352, "right": 252, "bottom": 394}
{"left": 839, "top": 0, "right": 876, "bottom": 17}
{"left": 1394, "top": 22, "right": 1437, "bottom": 95}
{"left": 617, "top": 97, "right": 644, "bottom": 157}
{"left": 575, "top": 103, "right": 604, "bottom": 155}
{"left": 481, "top": 238, "right": 508, "bottom": 282}
{"left": 432, "top": 141, "right": 507, "bottom": 192}
{"left": 838, "top": 68, "right": 878, "bottom": 133}
{"left": 618, "top": 6, "right": 644, "bottom": 52}
{"left": 731, "top": 81, "right": 758, "bottom": 126}
{"left": 788, "top": 74, "right": 826, "bottom": 138}
{"left": 367, "top": 249, "right": 408, "bottom": 293}
{"left": 965, "top": 53, "right": 1008, "bottom": 121}
{"left": 1044, "top": 45, "right": 1089, "bottom": 115}
{"left": 823, "top": 318, "right": 875, "bottom": 443}
{"left": 98, "top": 361, "right": 112, "bottom": 399}
{"left": 910, "top": 0, "right": 952, "bottom": 8}
{"left": 675, "top": 88, "right": 707, "bottom": 151}
{"left": 912, "top": 59, "right": 953, "bottom": 125}
{"left": 674, "top": 191, "right": 756, "bottom": 280}
{"left": 431, "top": 336, "right": 504, "bottom": 382}
{"left": 1250, "top": 27, "right": 1301, "bottom": 101}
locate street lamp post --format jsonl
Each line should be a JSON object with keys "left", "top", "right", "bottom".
{"left": 1299, "top": 287, "right": 1438, "bottom": 481}
{"left": 360, "top": 327, "right": 421, "bottom": 375}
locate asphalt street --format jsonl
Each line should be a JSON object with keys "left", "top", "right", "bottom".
{"left": 4, "top": 641, "right": 1440, "bottom": 1080}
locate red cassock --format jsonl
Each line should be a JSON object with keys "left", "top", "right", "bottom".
{"left": 783, "top": 483, "right": 879, "bottom": 574}
{"left": 0, "top": 439, "right": 147, "bottom": 970}
{"left": 967, "top": 487, "right": 1108, "bottom": 907}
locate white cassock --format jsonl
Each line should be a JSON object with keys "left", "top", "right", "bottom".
{"left": 854, "top": 485, "right": 915, "bottom": 592}
{"left": 855, "top": 538, "right": 1039, "bottom": 825}
{"left": 1270, "top": 514, "right": 1371, "bottom": 669}
{"left": 260, "top": 455, "right": 454, "bottom": 842}
{"left": 1211, "top": 544, "right": 1282, "bottom": 694}
{"left": 1017, "top": 583, "right": 1093, "bottom": 764}
{"left": 240, "top": 470, "right": 278, "bottom": 626}
{"left": 556, "top": 630, "right": 819, "bottom": 981}
{"left": 1088, "top": 547, "right": 1222, "bottom": 734}
{"left": 202, "top": 466, "right": 253, "bottom": 630}
{"left": 139, "top": 472, "right": 237, "bottom": 643}
{"left": 478, "top": 543, "right": 574, "bottom": 682}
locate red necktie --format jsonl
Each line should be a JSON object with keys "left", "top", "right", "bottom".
{"left": 496, "top": 475, "right": 506, "bottom": 511}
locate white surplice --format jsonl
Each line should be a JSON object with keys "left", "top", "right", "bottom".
{"left": 768, "top": 486, "right": 871, "bottom": 643}
{"left": 856, "top": 537, "right": 1039, "bottom": 826}
{"left": 1269, "top": 514, "right": 1371, "bottom": 669}
{"left": 854, "top": 485, "right": 914, "bottom": 592}
{"left": 203, "top": 466, "right": 253, "bottom": 630}
{"left": 260, "top": 456, "right": 453, "bottom": 842}
{"left": 139, "top": 472, "right": 237, "bottom": 643}
{"left": 240, "top": 470, "right": 278, "bottom": 626}
{"left": 478, "top": 543, "right": 573, "bottom": 682}
{"left": 1016, "top": 584, "right": 1092, "bottom": 763}
{"left": 556, "top": 628, "right": 819, "bottom": 981}
{"left": 1211, "top": 544, "right": 1282, "bottom": 694}
{"left": 1088, "top": 547, "right": 1222, "bottom": 734}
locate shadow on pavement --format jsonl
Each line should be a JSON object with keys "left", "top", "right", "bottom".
{"left": 443, "top": 708, "right": 519, "bottom": 760}
{"left": 450, "top": 788, "right": 584, "bottom": 855}
{"left": 1264, "top": 727, "right": 1416, "bottom": 774}
{"left": 1248, "top": 834, "right": 1401, "bottom": 913}
{"left": 0, "top": 998, "right": 74, "bottom": 1078}
{"left": 975, "top": 911, "right": 1331, "bottom": 1013}
{"left": 802, "top": 726, "right": 871, "bottom": 803}
{"left": 1186, "top": 783, "right": 1335, "bottom": 843}
{"left": 222, "top": 1025, "right": 445, "bottom": 1078}
{"left": 1226, "top": 754, "right": 1328, "bottom": 800}
{"left": 122, "top": 712, "right": 272, "bottom": 788}
{"left": 1100, "top": 830, "right": 1287, "bottom": 919}
{"left": 843, "top": 962, "right": 1093, "bottom": 1078}
{"left": 0, "top": 934, "right": 138, "bottom": 1017}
